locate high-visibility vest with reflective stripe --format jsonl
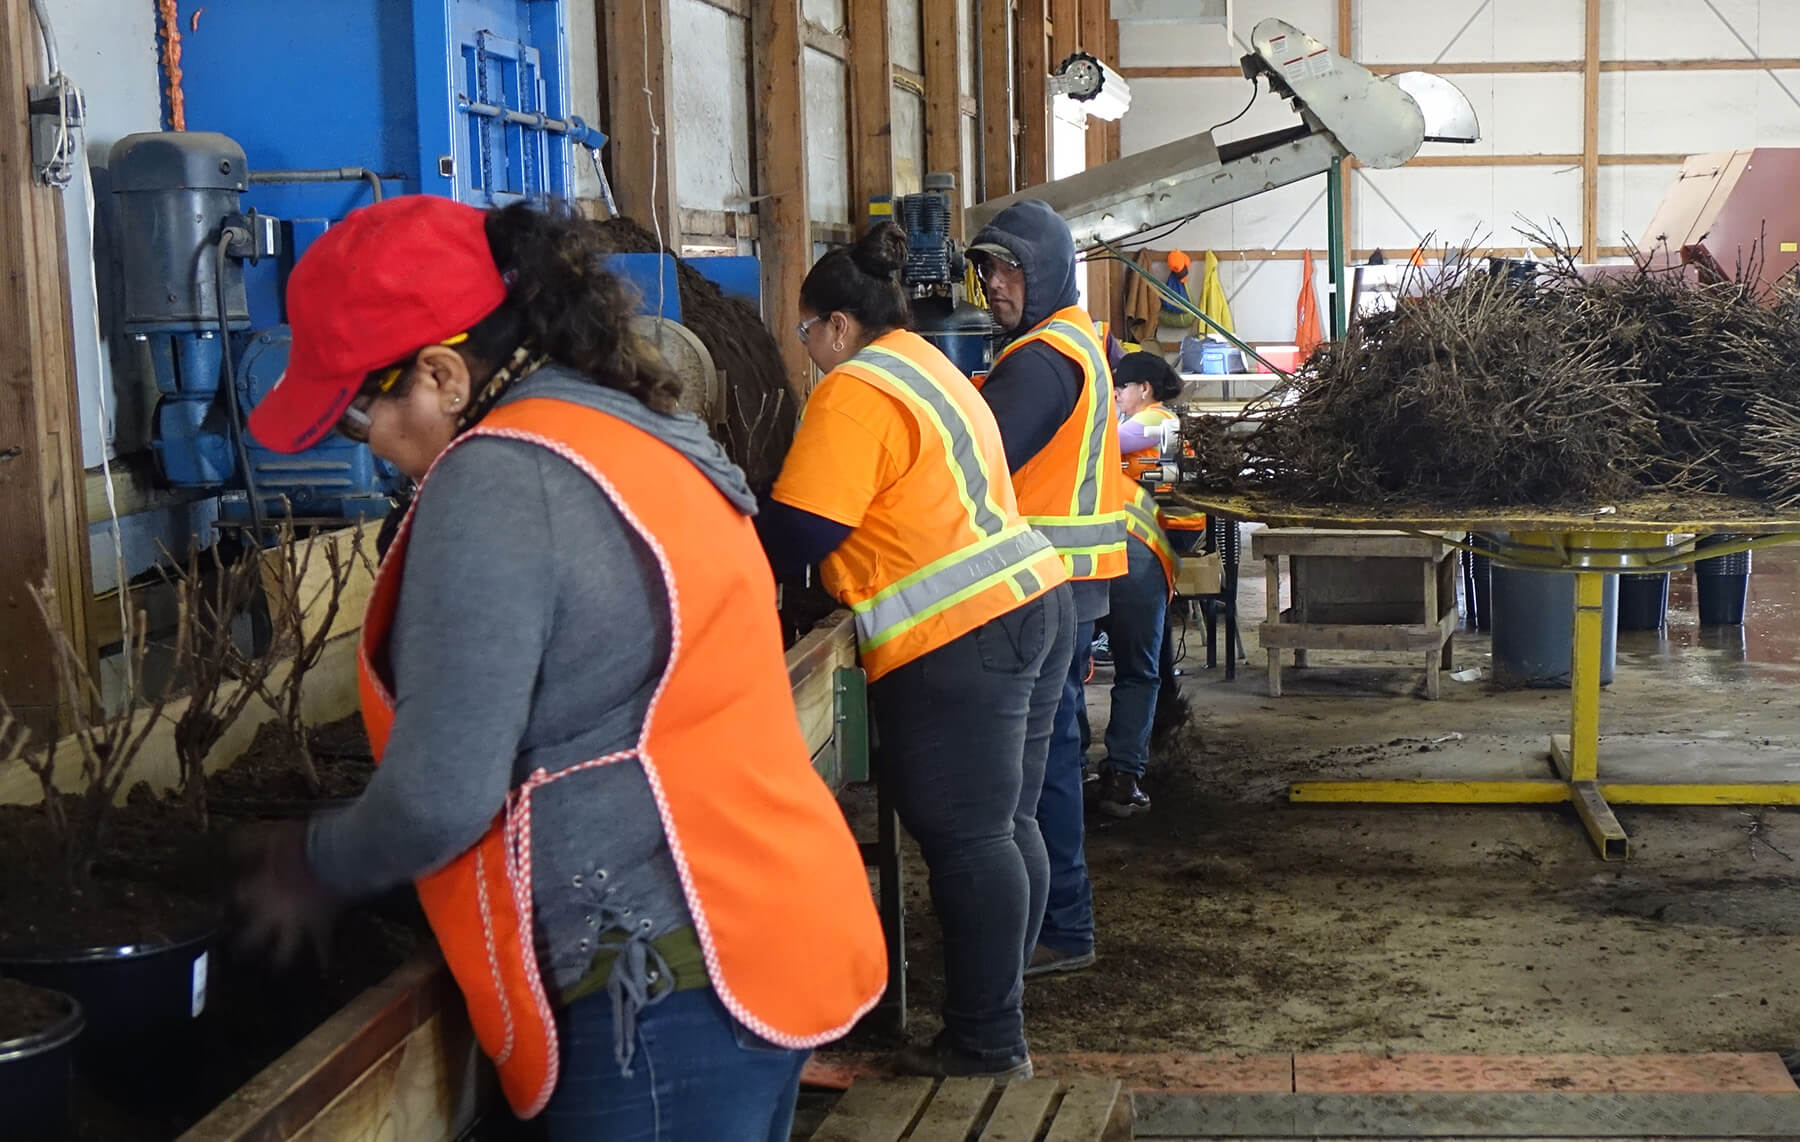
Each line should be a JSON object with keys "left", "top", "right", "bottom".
{"left": 1123, "top": 484, "right": 1176, "bottom": 590}
{"left": 814, "top": 331, "right": 1069, "bottom": 680}
{"left": 358, "top": 398, "right": 887, "bottom": 1117}
{"left": 992, "top": 306, "right": 1129, "bottom": 582}
{"left": 1121, "top": 402, "right": 1177, "bottom": 484}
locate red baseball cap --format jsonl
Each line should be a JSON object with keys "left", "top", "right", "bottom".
{"left": 248, "top": 195, "right": 508, "bottom": 454}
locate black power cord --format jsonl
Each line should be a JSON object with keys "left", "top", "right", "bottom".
{"left": 216, "top": 233, "right": 268, "bottom": 542}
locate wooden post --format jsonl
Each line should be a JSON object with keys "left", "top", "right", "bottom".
{"left": 1050, "top": 0, "right": 1078, "bottom": 64}
{"left": 923, "top": 0, "right": 965, "bottom": 237}
{"left": 602, "top": 0, "right": 679, "bottom": 234}
{"left": 1080, "top": 0, "right": 1113, "bottom": 324}
{"left": 1016, "top": 0, "right": 1050, "bottom": 188}
{"left": 1582, "top": 0, "right": 1601, "bottom": 263}
{"left": 0, "top": 0, "right": 93, "bottom": 735}
{"left": 849, "top": 0, "right": 894, "bottom": 233}
{"left": 979, "top": 0, "right": 1013, "bottom": 200}
{"left": 753, "top": 0, "right": 815, "bottom": 402}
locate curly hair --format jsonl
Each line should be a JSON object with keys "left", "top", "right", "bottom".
{"left": 464, "top": 200, "right": 684, "bottom": 414}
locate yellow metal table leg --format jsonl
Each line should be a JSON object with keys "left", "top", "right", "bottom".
{"left": 1552, "top": 569, "right": 1629, "bottom": 859}
{"left": 1567, "top": 570, "right": 1604, "bottom": 782}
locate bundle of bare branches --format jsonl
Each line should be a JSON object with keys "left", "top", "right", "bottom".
{"left": 1183, "top": 233, "right": 1800, "bottom": 509}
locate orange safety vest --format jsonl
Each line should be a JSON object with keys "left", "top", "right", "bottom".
{"left": 989, "top": 306, "right": 1129, "bottom": 582}
{"left": 357, "top": 398, "right": 887, "bottom": 1119}
{"left": 1122, "top": 484, "right": 1176, "bottom": 592}
{"left": 1120, "top": 401, "right": 1178, "bottom": 485}
{"left": 804, "top": 330, "right": 1069, "bottom": 681}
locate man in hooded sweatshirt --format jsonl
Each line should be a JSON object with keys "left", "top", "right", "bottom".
{"left": 967, "top": 200, "right": 1128, "bottom": 976}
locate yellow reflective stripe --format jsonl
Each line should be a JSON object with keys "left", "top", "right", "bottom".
{"left": 852, "top": 525, "right": 1057, "bottom": 651}
{"left": 840, "top": 349, "right": 1005, "bottom": 538}
{"left": 1034, "top": 322, "right": 1110, "bottom": 518}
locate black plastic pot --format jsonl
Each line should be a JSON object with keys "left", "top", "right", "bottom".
{"left": 0, "top": 928, "right": 215, "bottom": 1091}
{"left": 1618, "top": 573, "right": 1671, "bottom": 631}
{"left": 1695, "top": 538, "right": 1752, "bottom": 626}
{"left": 0, "top": 984, "right": 83, "bottom": 1141}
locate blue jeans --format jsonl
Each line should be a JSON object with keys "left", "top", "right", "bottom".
{"left": 1036, "top": 618, "right": 1096, "bottom": 957}
{"left": 541, "top": 987, "right": 808, "bottom": 1141}
{"left": 1104, "top": 541, "right": 1168, "bottom": 778}
{"left": 870, "top": 585, "right": 1073, "bottom": 1062}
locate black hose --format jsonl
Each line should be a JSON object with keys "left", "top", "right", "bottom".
{"left": 216, "top": 235, "right": 268, "bottom": 542}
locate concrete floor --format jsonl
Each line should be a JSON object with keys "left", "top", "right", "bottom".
{"left": 850, "top": 541, "right": 1800, "bottom": 1065}
{"left": 1009, "top": 539, "right": 1800, "bottom": 1061}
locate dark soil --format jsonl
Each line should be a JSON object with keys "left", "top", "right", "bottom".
{"left": 0, "top": 791, "right": 222, "bottom": 954}
{"left": 0, "top": 975, "right": 71, "bottom": 1041}
{"left": 206, "top": 716, "right": 375, "bottom": 805}
{"left": 590, "top": 216, "right": 798, "bottom": 490}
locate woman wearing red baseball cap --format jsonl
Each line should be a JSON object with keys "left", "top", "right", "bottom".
{"left": 237, "top": 195, "right": 886, "bottom": 1138}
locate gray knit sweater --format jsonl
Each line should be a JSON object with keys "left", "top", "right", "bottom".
{"left": 306, "top": 367, "right": 758, "bottom": 1016}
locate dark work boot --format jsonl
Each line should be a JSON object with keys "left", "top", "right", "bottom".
{"left": 1024, "top": 942, "right": 1097, "bottom": 978}
{"left": 893, "top": 1029, "right": 1033, "bottom": 1081}
{"left": 1096, "top": 767, "right": 1151, "bottom": 819}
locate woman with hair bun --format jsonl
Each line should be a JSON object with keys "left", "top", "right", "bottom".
{"left": 761, "top": 222, "right": 1075, "bottom": 1081}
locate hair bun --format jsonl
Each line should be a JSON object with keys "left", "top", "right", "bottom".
{"left": 850, "top": 221, "right": 909, "bottom": 280}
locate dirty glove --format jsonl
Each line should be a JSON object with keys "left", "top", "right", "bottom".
{"left": 233, "top": 820, "right": 339, "bottom": 969}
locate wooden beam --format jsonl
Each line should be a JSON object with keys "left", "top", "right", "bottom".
{"left": 806, "top": 19, "right": 849, "bottom": 60}
{"left": 849, "top": 0, "right": 894, "bottom": 233}
{"left": 753, "top": 0, "right": 816, "bottom": 403}
{"left": 892, "top": 64, "right": 927, "bottom": 95}
{"left": 0, "top": 0, "right": 93, "bottom": 736}
{"left": 1124, "top": 56, "right": 1800, "bottom": 79}
{"left": 602, "top": 0, "right": 680, "bottom": 232}
{"left": 960, "top": 94, "right": 978, "bottom": 116}
{"left": 1080, "top": 0, "right": 1112, "bottom": 316}
{"left": 1016, "top": 0, "right": 1051, "bottom": 188}
{"left": 1102, "top": 11, "right": 1125, "bottom": 338}
{"left": 925, "top": 0, "right": 965, "bottom": 238}
{"left": 979, "top": 0, "right": 1014, "bottom": 199}
{"left": 1582, "top": 0, "right": 1602, "bottom": 263}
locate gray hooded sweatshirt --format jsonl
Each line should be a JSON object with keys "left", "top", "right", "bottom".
{"left": 306, "top": 365, "right": 749, "bottom": 1063}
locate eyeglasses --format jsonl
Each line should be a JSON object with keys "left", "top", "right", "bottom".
{"left": 796, "top": 316, "right": 824, "bottom": 345}
{"left": 336, "top": 331, "right": 471, "bottom": 443}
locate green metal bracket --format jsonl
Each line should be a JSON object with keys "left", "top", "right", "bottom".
{"left": 832, "top": 666, "right": 870, "bottom": 783}
{"left": 1327, "top": 155, "right": 1349, "bottom": 340}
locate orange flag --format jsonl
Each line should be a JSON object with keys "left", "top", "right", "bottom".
{"left": 1296, "top": 249, "right": 1323, "bottom": 360}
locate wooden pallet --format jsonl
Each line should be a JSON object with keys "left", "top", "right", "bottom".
{"left": 809, "top": 1076, "right": 1131, "bottom": 1141}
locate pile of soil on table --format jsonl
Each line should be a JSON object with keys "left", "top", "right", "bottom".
{"left": 0, "top": 975, "right": 70, "bottom": 1041}
{"left": 590, "top": 216, "right": 798, "bottom": 490}
{"left": 206, "top": 715, "right": 375, "bottom": 805}
{"left": 0, "top": 790, "right": 222, "bottom": 954}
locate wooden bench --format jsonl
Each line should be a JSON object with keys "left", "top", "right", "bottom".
{"left": 1253, "top": 528, "right": 1464, "bottom": 699}
{"left": 810, "top": 1076, "right": 1131, "bottom": 1141}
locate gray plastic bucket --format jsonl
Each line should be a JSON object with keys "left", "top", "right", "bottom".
{"left": 1490, "top": 564, "right": 1618, "bottom": 688}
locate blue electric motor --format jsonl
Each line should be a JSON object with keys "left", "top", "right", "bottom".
{"left": 112, "top": 131, "right": 249, "bottom": 489}
{"left": 876, "top": 172, "right": 1001, "bottom": 377}
{"left": 111, "top": 131, "right": 402, "bottom": 523}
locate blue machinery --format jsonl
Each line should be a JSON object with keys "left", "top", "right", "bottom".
{"left": 870, "top": 173, "right": 1001, "bottom": 378}
{"left": 115, "top": 0, "right": 609, "bottom": 525}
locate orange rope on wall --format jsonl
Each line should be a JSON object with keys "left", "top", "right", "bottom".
{"left": 158, "top": 0, "right": 185, "bottom": 130}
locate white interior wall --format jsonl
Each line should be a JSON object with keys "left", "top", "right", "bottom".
{"left": 805, "top": 49, "right": 852, "bottom": 223}
{"left": 1116, "top": 0, "right": 1800, "bottom": 343}
{"left": 670, "top": 0, "right": 754, "bottom": 212}
{"left": 892, "top": 0, "right": 924, "bottom": 72}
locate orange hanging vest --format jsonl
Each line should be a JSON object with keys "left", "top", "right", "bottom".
{"left": 357, "top": 397, "right": 887, "bottom": 1118}
{"left": 988, "top": 306, "right": 1129, "bottom": 582}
